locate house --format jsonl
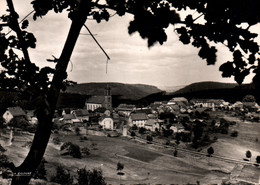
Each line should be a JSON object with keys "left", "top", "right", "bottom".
{"left": 190, "top": 99, "right": 225, "bottom": 109}
{"left": 144, "top": 119, "right": 160, "bottom": 132}
{"left": 71, "top": 109, "right": 89, "bottom": 122}
{"left": 60, "top": 114, "right": 81, "bottom": 124}
{"left": 99, "top": 116, "right": 114, "bottom": 130}
{"left": 233, "top": 101, "right": 243, "bottom": 110}
{"left": 117, "top": 104, "right": 136, "bottom": 117}
{"left": 167, "top": 97, "right": 189, "bottom": 105}
{"left": 85, "top": 86, "right": 112, "bottom": 111}
{"left": 169, "top": 104, "right": 180, "bottom": 112}
{"left": 243, "top": 102, "right": 258, "bottom": 112}
{"left": 170, "top": 125, "right": 186, "bottom": 133}
{"left": 112, "top": 113, "right": 120, "bottom": 128}
{"left": 3, "top": 107, "right": 26, "bottom": 124}
{"left": 129, "top": 113, "right": 148, "bottom": 127}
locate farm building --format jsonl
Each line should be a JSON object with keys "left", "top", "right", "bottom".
{"left": 3, "top": 107, "right": 26, "bottom": 124}
{"left": 129, "top": 113, "right": 148, "bottom": 127}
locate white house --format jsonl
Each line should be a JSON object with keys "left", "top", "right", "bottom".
{"left": 3, "top": 107, "right": 26, "bottom": 124}
{"left": 99, "top": 117, "right": 114, "bottom": 130}
{"left": 144, "top": 119, "right": 160, "bottom": 132}
{"left": 129, "top": 113, "right": 148, "bottom": 127}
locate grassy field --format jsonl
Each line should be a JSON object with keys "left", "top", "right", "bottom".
{"left": 1, "top": 113, "right": 260, "bottom": 184}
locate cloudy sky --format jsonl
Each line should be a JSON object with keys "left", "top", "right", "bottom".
{"left": 1, "top": 0, "right": 259, "bottom": 88}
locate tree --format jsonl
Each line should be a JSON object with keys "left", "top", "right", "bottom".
{"left": 256, "top": 156, "right": 260, "bottom": 164}
{"left": 117, "top": 162, "right": 124, "bottom": 175}
{"left": 173, "top": 149, "right": 178, "bottom": 157}
{"left": 77, "top": 168, "right": 106, "bottom": 185}
{"left": 207, "top": 147, "right": 214, "bottom": 157}
{"left": 81, "top": 147, "right": 90, "bottom": 156}
{"left": 1, "top": 0, "right": 260, "bottom": 184}
{"left": 60, "top": 142, "right": 82, "bottom": 158}
{"left": 230, "top": 130, "right": 238, "bottom": 137}
{"left": 138, "top": 127, "right": 146, "bottom": 134}
{"left": 146, "top": 135, "right": 153, "bottom": 143}
{"left": 130, "top": 131, "right": 136, "bottom": 137}
{"left": 242, "top": 95, "right": 256, "bottom": 102}
{"left": 75, "top": 127, "right": 81, "bottom": 135}
{"left": 246, "top": 150, "right": 252, "bottom": 160}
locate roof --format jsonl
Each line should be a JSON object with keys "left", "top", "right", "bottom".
{"left": 169, "top": 104, "right": 179, "bottom": 111}
{"left": 73, "top": 109, "right": 89, "bottom": 117}
{"left": 63, "top": 114, "right": 76, "bottom": 120}
{"left": 131, "top": 113, "right": 148, "bottom": 121}
{"left": 145, "top": 119, "right": 157, "bottom": 126}
{"left": 7, "top": 107, "right": 26, "bottom": 116}
{"left": 86, "top": 96, "right": 105, "bottom": 104}
{"left": 117, "top": 104, "right": 136, "bottom": 110}
{"left": 135, "top": 108, "right": 152, "bottom": 114}
{"left": 170, "top": 97, "right": 188, "bottom": 103}
{"left": 190, "top": 99, "right": 224, "bottom": 104}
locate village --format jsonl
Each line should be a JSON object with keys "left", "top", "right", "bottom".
{"left": 2, "top": 87, "right": 260, "bottom": 139}
{"left": 0, "top": 87, "right": 260, "bottom": 184}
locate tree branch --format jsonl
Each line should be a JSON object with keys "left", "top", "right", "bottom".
{"left": 6, "top": 0, "right": 31, "bottom": 64}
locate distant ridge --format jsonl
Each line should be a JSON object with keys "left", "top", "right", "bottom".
{"left": 65, "top": 82, "right": 162, "bottom": 100}
{"left": 172, "top": 81, "right": 238, "bottom": 95}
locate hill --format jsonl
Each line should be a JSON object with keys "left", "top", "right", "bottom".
{"left": 172, "top": 81, "right": 238, "bottom": 95}
{"left": 65, "top": 82, "right": 162, "bottom": 100}
{"left": 157, "top": 85, "right": 185, "bottom": 93}
{"left": 170, "top": 82, "right": 258, "bottom": 103}
{"left": 138, "top": 82, "right": 258, "bottom": 106}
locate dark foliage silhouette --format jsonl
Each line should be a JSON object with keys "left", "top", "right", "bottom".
{"left": 0, "top": 0, "right": 259, "bottom": 184}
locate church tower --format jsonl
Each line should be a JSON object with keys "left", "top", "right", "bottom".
{"left": 104, "top": 85, "right": 112, "bottom": 111}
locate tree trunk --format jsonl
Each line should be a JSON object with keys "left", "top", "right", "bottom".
{"left": 11, "top": 1, "right": 90, "bottom": 184}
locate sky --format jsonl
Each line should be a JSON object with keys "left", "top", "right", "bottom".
{"left": 0, "top": 0, "right": 259, "bottom": 88}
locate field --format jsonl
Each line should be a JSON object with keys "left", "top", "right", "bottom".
{"left": 1, "top": 113, "right": 260, "bottom": 184}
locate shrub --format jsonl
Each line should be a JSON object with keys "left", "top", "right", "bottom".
{"left": 173, "top": 149, "right": 178, "bottom": 157}
{"left": 230, "top": 130, "right": 238, "bottom": 137}
{"left": 256, "top": 156, "right": 260, "bottom": 164}
{"left": 246, "top": 150, "right": 252, "bottom": 159}
{"left": 131, "top": 124, "right": 138, "bottom": 130}
{"left": 77, "top": 168, "right": 106, "bottom": 185}
{"left": 207, "top": 147, "right": 214, "bottom": 157}
{"left": 91, "top": 143, "right": 98, "bottom": 150}
{"left": 75, "top": 127, "right": 81, "bottom": 135}
{"left": 202, "top": 134, "right": 210, "bottom": 142}
{"left": 117, "top": 162, "right": 124, "bottom": 174}
{"left": 138, "top": 127, "right": 146, "bottom": 134}
{"left": 130, "top": 131, "right": 136, "bottom": 137}
{"left": 60, "top": 142, "right": 82, "bottom": 158}
{"left": 81, "top": 147, "right": 90, "bottom": 156}
{"left": 146, "top": 135, "right": 153, "bottom": 143}
{"left": 2, "top": 169, "right": 13, "bottom": 179}
{"left": 0, "top": 153, "right": 9, "bottom": 166}
{"left": 33, "top": 159, "right": 47, "bottom": 180}
{"left": 0, "top": 144, "right": 6, "bottom": 152}
{"left": 80, "top": 136, "right": 88, "bottom": 141}
{"left": 51, "top": 166, "right": 73, "bottom": 185}
{"left": 8, "top": 117, "right": 30, "bottom": 131}
{"left": 53, "top": 137, "right": 61, "bottom": 145}
{"left": 220, "top": 128, "right": 228, "bottom": 134}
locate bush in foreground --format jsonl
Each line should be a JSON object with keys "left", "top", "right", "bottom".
{"left": 51, "top": 166, "right": 73, "bottom": 185}
{"left": 77, "top": 168, "right": 106, "bottom": 185}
